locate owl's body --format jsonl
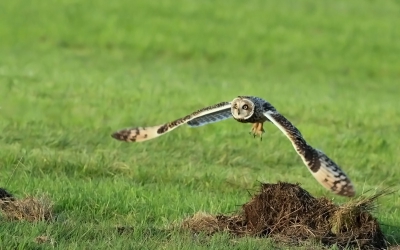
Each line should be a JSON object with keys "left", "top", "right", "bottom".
{"left": 188, "top": 96, "right": 271, "bottom": 138}
{"left": 112, "top": 96, "right": 356, "bottom": 198}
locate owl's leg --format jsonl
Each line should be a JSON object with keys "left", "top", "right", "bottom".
{"left": 249, "top": 122, "right": 265, "bottom": 140}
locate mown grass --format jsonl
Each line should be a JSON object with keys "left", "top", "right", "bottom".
{"left": 1, "top": 0, "right": 399, "bottom": 249}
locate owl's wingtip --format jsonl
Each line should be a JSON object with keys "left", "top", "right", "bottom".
{"left": 111, "top": 130, "right": 130, "bottom": 142}
{"left": 111, "top": 132, "right": 119, "bottom": 139}
{"left": 342, "top": 186, "right": 356, "bottom": 198}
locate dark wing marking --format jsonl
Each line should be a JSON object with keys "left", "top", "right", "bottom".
{"left": 263, "top": 110, "right": 355, "bottom": 197}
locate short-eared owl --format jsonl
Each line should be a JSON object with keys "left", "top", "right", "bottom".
{"left": 112, "top": 96, "right": 355, "bottom": 197}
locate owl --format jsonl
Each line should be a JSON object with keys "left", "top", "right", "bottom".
{"left": 112, "top": 96, "right": 355, "bottom": 197}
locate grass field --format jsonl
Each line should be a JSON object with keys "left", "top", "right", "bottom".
{"left": 1, "top": 0, "right": 400, "bottom": 248}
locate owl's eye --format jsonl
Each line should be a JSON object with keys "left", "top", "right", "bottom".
{"left": 242, "top": 104, "right": 248, "bottom": 110}
{"left": 233, "top": 104, "right": 238, "bottom": 109}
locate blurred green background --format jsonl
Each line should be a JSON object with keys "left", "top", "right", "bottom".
{"left": 0, "top": 0, "right": 399, "bottom": 248}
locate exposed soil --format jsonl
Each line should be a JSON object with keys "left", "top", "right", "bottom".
{"left": 0, "top": 187, "right": 15, "bottom": 201}
{"left": 182, "top": 182, "right": 389, "bottom": 250}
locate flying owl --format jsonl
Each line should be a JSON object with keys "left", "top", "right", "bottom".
{"left": 112, "top": 96, "right": 355, "bottom": 197}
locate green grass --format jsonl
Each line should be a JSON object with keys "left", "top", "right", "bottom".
{"left": 1, "top": 0, "right": 400, "bottom": 248}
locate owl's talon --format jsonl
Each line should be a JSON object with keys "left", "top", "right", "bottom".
{"left": 249, "top": 122, "right": 265, "bottom": 140}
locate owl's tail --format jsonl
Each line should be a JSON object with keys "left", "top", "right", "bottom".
{"left": 111, "top": 125, "right": 166, "bottom": 143}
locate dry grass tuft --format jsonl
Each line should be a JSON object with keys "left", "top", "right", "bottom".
{"left": 35, "top": 235, "right": 56, "bottom": 245}
{"left": 0, "top": 194, "right": 54, "bottom": 222}
{"left": 182, "top": 182, "right": 390, "bottom": 250}
{"left": 182, "top": 212, "right": 221, "bottom": 235}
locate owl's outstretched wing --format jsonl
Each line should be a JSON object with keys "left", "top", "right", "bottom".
{"left": 112, "top": 101, "right": 232, "bottom": 143}
{"left": 262, "top": 110, "right": 355, "bottom": 197}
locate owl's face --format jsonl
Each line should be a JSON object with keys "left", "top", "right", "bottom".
{"left": 231, "top": 97, "right": 255, "bottom": 120}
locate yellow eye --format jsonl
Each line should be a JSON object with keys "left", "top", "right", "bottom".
{"left": 242, "top": 104, "right": 248, "bottom": 110}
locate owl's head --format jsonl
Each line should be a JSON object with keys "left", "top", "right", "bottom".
{"left": 231, "top": 97, "right": 255, "bottom": 120}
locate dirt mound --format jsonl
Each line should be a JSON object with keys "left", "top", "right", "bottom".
{"left": 182, "top": 182, "right": 388, "bottom": 249}
{"left": 0, "top": 193, "right": 54, "bottom": 222}
{"left": 0, "top": 188, "right": 15, "bottom": 201}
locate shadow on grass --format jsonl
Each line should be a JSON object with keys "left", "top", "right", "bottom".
{"left": 381, "top": 224, "right": 400, "bottom": 248}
